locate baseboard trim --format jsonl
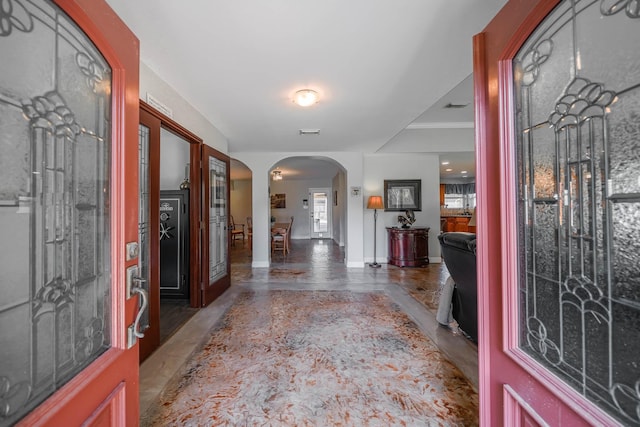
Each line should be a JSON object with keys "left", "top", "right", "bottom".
{"left": 251, "top": 261, "right": 270, "bottom": 268}
{"left": 429, "top": 257, "right": 442, "bottom": 264}
{"left": 346, "top": 261, "right": 366, "bottom": 268}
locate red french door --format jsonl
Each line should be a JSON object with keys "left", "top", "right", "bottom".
{"left": 201, "top": 145, "right": 231, "bottom": 306}
{"left": 0, "top": 0, "right": 141, "bottom": 425}
{"left": 475, "top": 0, "right": 640, "bottom": 425}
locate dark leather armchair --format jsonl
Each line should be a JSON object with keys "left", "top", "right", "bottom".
{"left": 438, "top": 232, "right": 477, "bottom": 342}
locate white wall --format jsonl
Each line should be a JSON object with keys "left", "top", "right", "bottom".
{"left": 379, "top": 128, "right": 474, "bottom": 153}
{"left": 159, "top": 128, "right": 190, "bottom": 190}
{"left": 270, "top": 178, "right": 332, "bottom": 240}
{"left": 139, "top": 62, "right": 228, "bottom": 152}
{"left": 363, "top": 153, "right": 442, "bottom": 263}
{"left": 230, "top": 179, "right": 252, "bottom": 228}
{"left": 332, "top": 171, "right": 346, "bottom": 246}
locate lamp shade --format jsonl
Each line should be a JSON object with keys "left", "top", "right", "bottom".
{"left": 367, "top": 195, "right": 384, "bottom": 210}
{"left": 468, "top": 208, "right": 477, "bottom": 227}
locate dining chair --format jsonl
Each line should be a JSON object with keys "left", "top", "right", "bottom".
{"left": 271, "top": 227, "right": 288, "bottom": 255}
{"left": 229, "top": 215, "right": 245, "bottom": 246}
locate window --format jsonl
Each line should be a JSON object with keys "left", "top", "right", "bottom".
{"left": 442, "top": 183, "right": 476, "bottom": 210}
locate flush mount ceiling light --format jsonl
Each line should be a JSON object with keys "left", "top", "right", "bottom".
{"left": 272, "top": 170, "right": 282, "bottom": 181}
{"left": 293, "top": 89, "right": 319, "bottom": 107}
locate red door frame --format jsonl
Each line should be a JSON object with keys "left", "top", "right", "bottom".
{"left": 18, "top": 0, "right": 140, "bottom": 425}
{"left": 474, "top": 0, "right": 621, "bottom": 425}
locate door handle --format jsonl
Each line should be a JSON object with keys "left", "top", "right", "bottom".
{"left": 126, "top": 265, "right": 149, "bottom": 348}
{"left": 130, "top": 279, "right": 148, "bottom": 339}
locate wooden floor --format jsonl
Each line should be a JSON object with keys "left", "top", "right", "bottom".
{"left": 159, "top": 299, "right": 199, "bottom": 343}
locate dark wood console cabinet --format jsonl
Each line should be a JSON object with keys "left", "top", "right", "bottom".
{"left": 386, "top": 227, "right": 430, "bottom": 267}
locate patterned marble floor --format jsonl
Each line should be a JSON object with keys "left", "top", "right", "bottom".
{"left": 140, "top": 239, "right": 478, "bottom": 426}
{"left": 146, "top": 290, "right": 477, "bottom": 426}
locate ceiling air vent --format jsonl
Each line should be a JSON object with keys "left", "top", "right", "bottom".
{"left": 299, "top": 129, "right": 320, "bottom": 135}
{"left": 443, "top": 103, "right": 469, "bottom": 109}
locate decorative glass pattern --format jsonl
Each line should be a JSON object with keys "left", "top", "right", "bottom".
{"left": 513, "top": 1, "right": 640, "bottom": 424}
{"left": 138, "top": 124, "right": 150, "bottom": 330}
{"left": 0, "top": 0, "right": 112, "bottom": 424}
{"left": 209, "top": 156, "right": 227, "bottom": 284}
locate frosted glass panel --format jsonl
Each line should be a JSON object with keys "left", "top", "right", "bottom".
{"left": 0, "top": 1, "right": 112, "bottom": 425}
{"left": 513, "top": 1, "right": 640, "bottom": 425}
{"left": 209, "top": 157, "right": 227, "bottom": 284}
{"left": 313, "top": 192, "right": 329, "bottom": 233}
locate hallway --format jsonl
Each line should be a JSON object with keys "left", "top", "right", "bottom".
{"left": 139, "top": 239, "right": 478, "bottom": 424}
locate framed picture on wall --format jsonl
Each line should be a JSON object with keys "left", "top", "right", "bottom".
{"left": 384, "top": 179, "right": 421, "bottom": 211}
{"left": 271, "top": 193, "right": 286, "bottom": 209}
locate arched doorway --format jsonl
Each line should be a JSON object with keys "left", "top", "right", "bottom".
{"left": 268, "top": 157, "right": 346, "bottom": 253}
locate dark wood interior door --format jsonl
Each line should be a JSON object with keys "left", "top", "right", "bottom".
{"left": 201, "top": 145, "right": 231, "bottom": 306}
{"left": 1, "top": 0, "right": 141, "bottom": 424}
{"left": 138, "top": 107, "right": 161, "bottom": 362}
{"left": 475, "top": 0, "right": 640, "bottom": 425}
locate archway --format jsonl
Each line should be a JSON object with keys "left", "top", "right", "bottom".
{"left": 229, "top": 152, "right": 364, "bottom": 268}
{"left": 269, "top": 157, "right": 346, "bottom": 248}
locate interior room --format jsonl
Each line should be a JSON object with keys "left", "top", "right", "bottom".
{"left": 439, "top": 151, "right": 476, "bottom": 233}
{"left": 3, "top": 1, "right": 638, "bottom": 426}
{"left": 157, "top": 129, "right": 199, "bottom": 341}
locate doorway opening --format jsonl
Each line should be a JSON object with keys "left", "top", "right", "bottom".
{"left": 138, "top": 101, "right": 205, "bottom": 362}
{"left": 309, "top": 188, "right": 332, "bottom": 239}
{"left": 229, "top": 159, "right": 253, "bottom": 263}
{"left": 158, "top": 128, "right": 198, "bottom": 342}
{"left": 266, "top": 157, "right": 346, "bottom": 256}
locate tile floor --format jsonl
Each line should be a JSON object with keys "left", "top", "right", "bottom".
{"left": 140, "top": 239, "right": 478, "bottom": 425}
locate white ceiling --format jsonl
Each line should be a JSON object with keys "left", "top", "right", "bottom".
{"left": 106, "top": 0, "right": 507, "bottom": 178}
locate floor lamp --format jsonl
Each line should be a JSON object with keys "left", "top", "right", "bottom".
{"left": 367, "top": 195, "right": 384, "bottom": 268}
